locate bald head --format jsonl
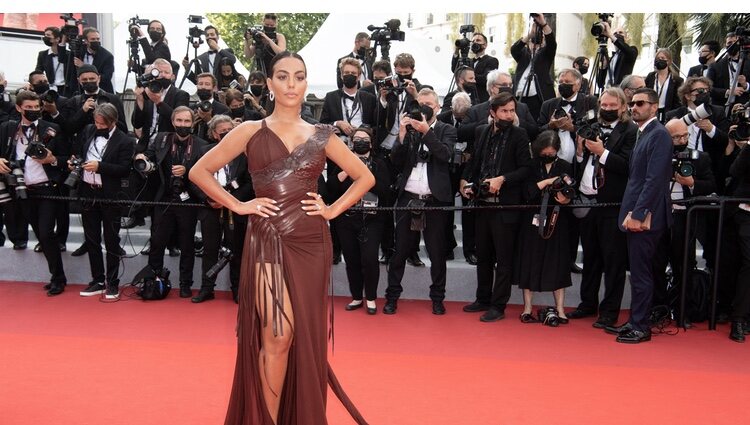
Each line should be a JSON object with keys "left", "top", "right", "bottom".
{"left": 666, "top": 118, "right": 688, "bottom": 146}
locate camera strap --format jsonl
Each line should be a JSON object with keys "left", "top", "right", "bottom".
{"left": 480, "top": 127, "right": 507, "bottom": 179}
{"left": 170, "top": 135, "right": 193, "bottom": 165}
{"left": 341, "top": 91, "right": 361, "bottom": 123}
{"left": 538, "top": 189, "right": 560, "bottom": 239}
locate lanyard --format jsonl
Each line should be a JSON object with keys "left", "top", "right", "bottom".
{"left": 171, "top": 136, "right": 193, "bottom": 165}
{"left": 342, "top": 91, "right": 361, "bottom": 123}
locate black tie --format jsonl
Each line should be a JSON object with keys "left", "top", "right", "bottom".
{"left": 342, "top": 93, "right": 355, "bottom": 102}
{"left": 560, "top": 99, "right": 572, "bottom": 107}
{"left": 209, "top": 51, "right": 217, "bottom": 55}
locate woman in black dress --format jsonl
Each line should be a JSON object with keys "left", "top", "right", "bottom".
{"left": 516, "top": 130, "right": 575, "bottom": 324}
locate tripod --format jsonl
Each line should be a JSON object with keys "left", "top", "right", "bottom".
{"left": 178, "top": 37, "right": 203, "bottom": 89}
{"left": 724, "top": 40, "right": 748, "bottom": 116}
{"left": 123, "top": 37, "right": 143, "bottom": 93}
{"left": 589, "top": 38, "right": 609, "bottom": 96}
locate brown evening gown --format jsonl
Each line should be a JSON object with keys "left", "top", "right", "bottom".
{"left": 224, "top": 120, "right": 368, "bottom": 425}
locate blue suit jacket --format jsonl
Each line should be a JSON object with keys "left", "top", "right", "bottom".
{"left": 618, "top": 119, "right": 673, "bottom": 232}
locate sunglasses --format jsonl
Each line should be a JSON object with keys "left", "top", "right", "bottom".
{"left": 690, "top": 88, "right": 708, "bottom": 95}
{"left": 627, "top": 100, "right": 656, "bottom": 107}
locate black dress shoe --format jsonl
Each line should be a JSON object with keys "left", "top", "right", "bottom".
{"left": 567, "top": 309, "right": 596, "bottom": 319}
{"left": 47, "top": 284, "right": 65, "bottom": 296}
{"left": 13, "top": 242, "right": 27, "bottom": 250}
{"left": 406, "top": 253, "right": 425, "bottom": 267}
{"left": 179, "top": 286, "right": 192, "bottom": 298}
{"left": 332, "top": 251, "right": 342, "bottom": 265}
{"left": 570, "top": 262, "right": 583, "bottom": 274}
{"left": 169, "top": 247, "right": 181, "bottom": 257}
{"left": 59, "top": 243, "right": 66, "bottom": 252}
{"left": 34, "top": 243, "right": 43, "bottom": 252}
{"left": 604, "top": 322, "right": 633, "bottom": 335}
{"left": 592, "top": 316, "right": 617, "bottom": 329}
{"left": 446, "top": 251, "right": 455, "bottom": 260}
{"left": 463, "top": 301, "right": 490, "bottom": 313}
{"left": 465, "top": 253, "right": 478, "bottom": 265}
{"left": 121, "top": 216, "right": 145, "bottom": 229}
{"left": 71, "top": 244, "right": 88, "bottom": 257}
{"left": 616, "top": 328, "right": 651, "bottom": 344}
{"left": 432, "top": 301, "right": 446, "bottom": 315}
{"left": 191, "top": 289, "right": 215, "bottom": 303}
{"left": 479, "top": 308, "right": 505, "bottom": 322}
{"left": 231, "top": 287, "right": 239, "bottom": 304}
{"left": 367, "top": 305, "right": 377, "bottom": 315}
{"left": 345, "top": 301, "right": 364, "bottom": 311}
{"left": 730, "top": 321, "right": 745, "bottom": 343}
{"left": 383, "top": 300, "right": 397, "bottom": 315}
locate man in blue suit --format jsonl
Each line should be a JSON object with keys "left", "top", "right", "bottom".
{"left": 612, "top": 88, "right": 673, "bottom": 343}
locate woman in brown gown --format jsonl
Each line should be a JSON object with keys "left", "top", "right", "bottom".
{"left": 190, "top": 52, "right": 374, "bottom": 425}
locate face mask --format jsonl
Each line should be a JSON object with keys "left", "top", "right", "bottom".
{"left": 654, "top": 59, "right": 668, "bottom": 70}
{"left": 397, "top": 73, "right": 412, "bottom": 83}
{"left": 497, "top": 86, "right": 514, "bottom": 95}
{"left": 148, "top": 31, "right": 162, "bottom": 42}
{"left": 342, "top": 74, "right": 358, "bottom": 89}
{"left": 196, "top": 89, "right": 213, "bottom": 101}
{"left": 599, "top": 108, "right": 620, "bottom": 123}
{"left": 539, "top": 155, "right": 556, "bottom": 164}
{"left": 250, "top": 85, "right": 263, "bottom": 97}
{"left": 95, "top": 127, "right": 111, "bottom": 138}
{"left": 698, "top": 55, "right": 710, "bottom": 65}
{"left": 419, "top": 104, "right": 434, "bottom": 122}
{"left": 263, "top": 26, "right": 275, "bottom": 34}
{"left": 174, "top": 126, "right": 192, "bottom": 137}
{"left": 157, "top": 78, "right": 171, "bottom": 90}
{"left": 0, "top": 85, "right": 5, "bottom": 94}
{"left": 89, "top": 41, "right": 101, "bottom": 51}
{"left": 463, "top": 82, "right": 476, "bottom": 92}
{"left": 24, "top": 110, "right": 41, "bottom": 122}
{"left": 43, "top": 37, "right": 53, "bottom": 47}
{"left": 578, "top": 65, "right": 589, "bottom": 75}
{"left": 231, "top": 107, "right": 245, "bottom": 119}
{"left": 217, "top": 131, "right": 229, "bottom": 141}
{"left": 33, "top": 82, "right": 50, "bottom": 94}
{"left": 673, "top": 143, "right": 688, "bottom": 153}
{"left": 494, "top": 118, "right": 513, "bottom": 130}
{"left": 558, "top": 83, "right": 574, "bottom": 99}
{"left": 356, "top": 47, "right": 366, "bottom": 57}
{"left": 81, "top": 82, "right": 98, "bottom": 93}
{"left": 353, "top": 140, "right": 371, "bottom": 155}
{"left": 470, "top": 43, "right": 482, "bottom": 54}
{"left": 694, "top": 92, "right": 711, "bottom": 107}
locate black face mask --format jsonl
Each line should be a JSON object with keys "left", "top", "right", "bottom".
{"left": 81, "top": 82, "right": 98, "bottom": 94}
{"left": 463, "top": 82, "right": 476, "bottom": 92}
{"left": 654, "top": 59, "right": 668, "bottom": 70}
{"left": 356, "top": 47, "right": 366, "bottom": 57}
{"left": 420, "top": 104, "right": 434, "bottom": 122}
{"left": 0, "top": 85, "right": 5, "bottom": 94}
{"left": 43, "top": 37, "right": 53, "bottom": 47}
{"left": 89, "top": 41, "right": 101, "bottom": 51}
{"left": 471, "top": 43, "right": 483, "bottom": 54}
{"left": 95, "top": 127, "right": 111, "bottom": 138}
{"left": 353, "top": 140, "right": 371, "bottom": 155}
{"left": 558, "top": 83, "right": 575, "bottom": 99}
{"left": 673, "top": 143, "right": 688, "bottom": 153}
{"left": 698, "top": 55, "right": 710, "bottom": 65}
{"left": 196, "top": 89, "right": 213, "bottom": 101}
{"left": 250, "top": 85, "right": 264, "bottom": 97}
{"left": 494, "top": 118, "right": 513, "bottom": 130}
{"left": 263, "top": 26, "right": 275, "bottom": 34}
{"left": 728, "top": 42, "right": 740, "bottom": 56}
{"left": 231, "top": 107, "right": 245, "bottom": 119}
{"left": 694, "top": 92, "right": 711, "bottom": 107}
{"left": 24, "top": 110, "right": 41, "bottom": 122}
{"left": 539, "top": 155, "right": 556, "bottom": 164}
{"left": 615, "top": 34, "right": 625, "bottom": 43}
{"left": 33, "top": 82, "right": 50, "bottom": 94}
{"left": 397, "top": 73, "right": 412, "bottom": 83}
{"left": 578, "top": 65, "right": 589, "bottom": 75}
{"left": 342, "top": 74, "right": 358, "bottom": 89}
{"left": 217, "top": 132, "right": 230, "bottom": 141}
{"left": 599, "top": 108, "right": 620, "bottom": 123}
{"left": 148, "top": 31, "right": 162, "bottom": 42}
{"left": 497, "top": 86, "right": 514, "bottom": 95}
{"left": 174, "top": 126, "right": 192, "bottom": 137}
{"left": 156, "top": 78, "right": 171, "bottom": 90}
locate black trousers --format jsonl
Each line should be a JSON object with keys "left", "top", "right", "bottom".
{"left": 197, "top": 207, "right": 245, "bottom": 290}
{"left": 626, "top": 228, "right": 665, "bottom": 331}
{"left": 337, "top": 212, "right": 385, "bottom": 301}
{"left": 373, "top": 148, "right": 396, "bottom": 257}
{"left": 578, "top": 208, "right": 628, "bottom": 319}
{"left": 732, "top": 211, "right": 750, "bottom": 321}
{"left": 2, "top": 199, "right": 29, "bottom": 245}
{"left": 473, "top": 207, "right": 517, "bottom": 311}
{"left": 148, "top": 203, "right": 198, "bottom": 286}
{"left": 386, "top": 195, "right": 450, "bottom": 302}
{"left": 653, "top": 210, "right": 693, "bottom": 309}
{"left": 80, "top": 185, "right": 122, "bottom": 285}
{"left": 19, "top": 186, "right": 66, "bottom": 285}
{"left": 55, "top": 186, "right": 70, "bottom": 244}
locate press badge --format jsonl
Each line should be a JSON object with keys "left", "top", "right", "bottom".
{"left": 180, "top": 191, "right": 190, "bottom": 202}
{"left": 532, "top": 214, "right": 541, "bottom": 227}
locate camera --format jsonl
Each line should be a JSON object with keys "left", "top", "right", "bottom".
{"left": 553, "top": 106, "right": 568, "bottom": 120}
{"left": 368, "top": 19, "right": 406, "bottom": 44}
{"left": 590, "top": 13, "right": 614, "bottom": 39}
{"left": 128, "top": 15, "right": 149, "bottom": 38}
{"left": 0, "top": 179, "right": 11, "bottom": 204}
{"left": 25, "top": 142, "right": 48, "bottom": 160}
{"left": 6, "top": 161, "right": 28, "bottom": 200}
{"left": 681, "top": 103, "right": 712, "bottom": 126}
{"left": 60, "top": 13, "right": 86, "bottom": 58}
{"left": 197, "top": 100, "right": 213, "bottom": 113}
{"left": 171, "top": 175, "right": 188, "bottom": 199}
{"left": 188, "top": 15, "right": 203, "bottom": 24}
{"left": 374, "top": 75, "right": 402, "bottom": 93}
{"left": 133, "top": 157, "right": 156, "bottom": 175}
{"left": 537, "top": 306, "right": 560, "bottom": 327}
{"left": 40, "top": 89, "right": 59, "bottom": 104}
{"left": 459, "top": 24, "right": 476, "bottom": 35}
{"left": 406, "top": 100, "right": 423, "bottom": 121}
{"left": 245, "top": 25, "right": 265, "bottom": 44}
{"left": 548, "top": 173, "right": 576, "bottom": 198}
{"left": 64, "top": 157, "right": 83, "bottom": 189}
{"left": 729, "top": 103, "right": 750, "bottom": 141}
{"left": 355, "top": 192, "right": 379, "bottom": 215}
{"left": 206, "top": 246, "right": 233, "bottom": 280}
{"left": 136, "top": 67, "right": 160, "bottom": 88}
{"left": 575, "top": 109, "right": 609, "bottom": 143}
{"left": 464, "top": 181, "right": 491, "bottom": 199}
{"left": 672, "top": 149, "right": 700, "bottom": 177}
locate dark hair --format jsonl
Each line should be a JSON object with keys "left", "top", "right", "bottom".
{"left": 148, "top": 20, "right": 166, "bottom": 37}
{"left": 372, "top": 60, "right": 392, "bottom": 75}
{"left": 44, "top": 26, "right": 61, "bottom": 38}
{"left": 531, "top": 130, "right": 561, "bottom": 158}
{"left": 702, "top": 40, "right": 721, "bottom": 56}
{"left": 264, "top": 13, "right": 278, "bottom": 20}
{"left": 268, "top": 51, "right": 306, "bottom": 76}
{"left": 633, "top": 87, "right": 659, "bottom": 104}
{"left": 677, "top": 76, "right": 713, "bottom": 103}
{"left": 196, "top": 72, "right": 217, "bottom": 87}
{"left": 573, "top": 56, "right": 588, "bottom": 67}
{"left": 352, "top": 126, "right": 374, "bottom": 140}
{"left": 490, "top": 92, "right": 517, "bottom": 111}
{"left": 473, "top": 33, "right": 488, "bottom": 44}
{"left": 456, "top": 66, "right": 473, "bottom": 81}
{"left": 248, "top": 71, "right": 267, "bottom": 83}
{"left": 82, "top": 27, "right": 99, "bottom": 39}
{"left": 16, "top": 90, "right": 40, "bottom": 106}
{"left": 224, "top": 88, "right": 244, "bottom": 106}
{"left": 28, "top": 70, "right": 45, "bottom": 82}
{"left": 355, "top": 32, "right": 370, "bottom": 42}
{"left": 205, "top": 25, "right": 218, "bottom": 36}
{"left": 94, "top": 103, "right": 118, "bottom": 126}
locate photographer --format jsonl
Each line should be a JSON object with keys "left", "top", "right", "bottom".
{"left": 243, "top": 71, "right": 271, "bottom": 117}
{"left": 336, "top": 32, "right": 373, "bottom": 89}
{"left": 384, "top": 88, "right": 455, "bottom": 315}
{"left": 320, "top": 58, "right": 378, "bottom": 140}
{"left": 70, "top": 104, "right": 135, "bottom": 299}
{"left": 570, "top": 87, "right": 636, "bottom": 327}
{"left": 708, "top": 32, "right": 750, "bottom": 107}
{"left": 328, "top": 127, "right": 391, "bottom": 314}
{"left": 135, "top": 106, "right": 209, "bottom": 299}
{"left": 441, "top": 66, "right": 478, "bottom": 113}
{"left": 25, "top": 70, "right": 72, "bottom": 138}
{"left": 218, "top": 58, "right": 247, "bottom": 92}
{"left": 243, "top": 13, "right": 287, "bottom": 75}
{"left": 35, "top": 26, "right": 75, "bottom": 97}
{"left": 516, "top": 130, "right": 574, "bottom": 325}
{"left": 511, "top": 13, "right": 556, "bottom": 118}
{"left": 459, "top": 92, "right": 533, "bottom": 321}
{"left": 0, "top": 91, "right": 68, "bottom": 295}
{"left": 225, "top": 88, "right": 262, "bottom": 124}
{"left": 192, "top": 115, "right": 253, "bottom": 303}
{"left": 595, "top": 23, "right": 638, "bottom": 87}
{"left": 652, "top": 119, "right": 715, "bottom": 319}
{"left": 192, "top": 73, "right": 230, "bottom": 141}
{"left": 184, "top": 26, "right": 237, "bottom": 85}
{"left": 688, "top": 41, "right": 720, "bottom": 78}
{"left": 131, "top": 20, "right": 171, "bottom": 66}
{"left": 74, "top": 27, "right": 115, "bottom": 94}
{"left": 63, "top": 65, "right": 127, "bottom": 137}
{"left": 645, "top": 48, "right": 684, "bottom": 123}
{"left": 573, "top": 56, "right": 590, "bottom": 95}
{"left": 451, "top": 32, "right": 498, "bottom": 103}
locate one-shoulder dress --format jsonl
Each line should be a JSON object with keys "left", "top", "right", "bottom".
{"left": 224, "top": 120, "right": 368, "bottom": 425}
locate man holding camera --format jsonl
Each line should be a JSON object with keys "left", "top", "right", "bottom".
{"left": 595, "top": 23, "right": 638, "bottom": 87}
{"left": 74, "top": 27, "right": 115, "bottom": 95}
{"left": 459, "top": 92, "right": 533, "bottom": 322}
{"left": 243, "top": 13, "right": 286, "bottom": 75}
{"left": 192, "top": 73, "right": 230, "bottom": 141}
{"left": 0, "top": 91, "right": 68, "bottom": 295}
{"left": 336, "top": 32, "right": 373, "bottom": 89}
{"left": 35, "top": 26, "right": 75, "bottom": 98}
{"left": 384, "top": 88, "right": 455, "bottom": 315}
{"left": 570, "top": 87, "right": 637, "bottom": 327}
{"left": 512, "top": 13, "right": 556, "bottom": 119}
{"left": 63, "top": 65, "right": 127, "bottom": 137}
{"left": 689, "top": 41, "right": 721, "bottom": 78}
{"left": 131, "top": 20, "right": 171, "bottom": 66}
{"left": 71, "top": 104, "right": 135, "bottom": 299}
{"left": 320, "top": 58, "right": 378, "bottom": 140}
{"left": 135, "top": 106, "right": 208, "bottom": 299}
{"left": 184, "top": 26, "right": 236, "bottom": 85}
{"left": 452, "top": 31, "right": 498, "bottom": 104}
{"left": 441, "top": 66, "right": 478, "bottom": 113}
{"left": 708, "top": 32, "right": 750, "bottom": 108}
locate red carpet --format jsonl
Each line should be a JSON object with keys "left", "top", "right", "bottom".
{"left": 1, "top": 281, "right": 747, "bottom": 425}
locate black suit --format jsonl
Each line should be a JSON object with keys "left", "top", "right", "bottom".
{"left": 645, "top": 72, "right": 684, "bottom": 122}
{"left": 464, "top": 99, "right": 539, "bottom": 143}
{"left": 319, "top": 89, "right": 378, "bottom": 132}
{"left": 461, "top": 124, "right": 533, "bottom": 312}
{"left": 335, "top": 52, "right": 373, "bottom": 89}
{"left": 62, "top": 90, "right": 128, "bottom": 136}
{"left": 375, "top": 79, "right": 423, "bottom": 149}
{"left": 707, "top": 57, "right": 750, "bottom": 106}
{"left": 74, "top": 125, "right": 135, "bottom": 285}
{"left": 35, "top": 47, "right": 76, "bottom": 96}
{"left": 538, "top": 94, "right": 600, "bottom": 175}
{"left": 728, "top": 145, "right": 750, "bottom": 323}
{"left": 511, "top": 33, "right": 557, "bottom": 117}
{"left": 186, "top": 49, "right": 236, "bottom": 84}
{"left": 596, "top": 38, "right": 639, "bottom": 87}
{"left": 131, "top": 85, "right": 190, "bottom": 152}
{"left": 451, "top": 54, "right": 500, "bottom": 103}
{"left": 440, "top": 88, "right": 478, "bottom": 114}
{"left": 193, "top": 100, "right": 230, "bottom": 141}
{"left": 575, "top": 119, "right": 637, "bottom": 320}
{"left": 80, "top": 47, "right": 116, "bottom": 94}
{"left": 386, "top": 121, "right": 456, "bottom": 304}
{"left": 688, "top": 63, "right": 709, "bottom": 78}
{"left": 139, "top": 39, "right": 171, "bottom": 65}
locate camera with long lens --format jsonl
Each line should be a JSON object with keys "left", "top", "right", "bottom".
{"left": 729, "top": 103, "right": 750, "bottom": 141}
{"left": 575, "top": 109, "right": 609, "bottom": 143}
{"left": 197, "top": 100, "right": 213, "bottom": 113}
{"left": 6, "top": 161, "right": 28, "bottom": 200}
{"left": 672, "top": 149, "right": 700, "bottom": 178}
{"left": 133, "top": 157, "right": 156, "bottom": 175}
{"left": 454, "top": 24, "right": 475, "bottom": 67}
{"left": 0, "top": 179, "right": 11, "bottom": 204}
{"left": 205, "top": 246, "right": 233, "bottom": 280}
{"left": 537, "top": 306, "right": 560, "bottom": 327}
{"left": 681, "top": 103, "right": 712, "bottom": 126}
{"left": 404, "top": 100, "right": 425, "bottom": 135}
{"left": 464, "top": 180, "right": 491, "bottom": 200}
{"left": 60, "top": 13, "right": 86, "bottom": 59}
{"left": 590, "top": 13, "right": 614, "bottom": 42}
{"left": 40, "top": 89, "right": 59, "bottom": 104}
{"left": 136, "top": 67, "right": 160, "bottom": 88}
{"left": 548, "top": 173, "right": 576, "bottom": 198}
{"left": 64, "top": 157, "right": 83, "bottom": 189}
{"left": 368, "top": 19, "right": 405, "bottom": 44}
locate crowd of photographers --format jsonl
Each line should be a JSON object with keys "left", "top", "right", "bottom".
{"left": 1, "top": 13, "right": 750, "bottom": 343}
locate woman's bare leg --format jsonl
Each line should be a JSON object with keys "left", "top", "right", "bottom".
{"left": 554, "top": 288, "right": 567, "bottom": 319}
{"left": 522, "top": 289, "right": 533, "bottom": 315}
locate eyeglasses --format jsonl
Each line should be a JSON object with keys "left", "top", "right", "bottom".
{"left": 351, "top": 138, "right": 370, "bottom": 144}
{"left": 627, "top": 100, "right": 656, "bottom": 107}
{"left": 690, "top": 88, "right": 708, "bottom": 95}
{"left": 671, "top": 134, "right": 689, "bottom": 141}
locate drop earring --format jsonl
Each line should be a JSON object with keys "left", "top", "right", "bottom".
{"left": 269, "top": 91, "right": 275, "bottom": 101}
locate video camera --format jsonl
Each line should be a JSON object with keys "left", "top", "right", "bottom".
{"left": 672, "top": 149, "right": 699, "bottom": 178}
{"left": 548, "top": 173, "right": 576, "bottom": 198}
{"left": 187, "top": 15, "right": 204, "bottom": 47}
{"left": 590, "top": 13, "right": 614, "bottom": 41}
{"left": 128, "top": 15, "right": 150, "bottom": 38}
{"left": 60, "top": 13, "right": 86, "bottom": 58}
{"left": 454, "top": 24, "right": 476, "bottom": 67}
{"left": 368, "top": 19, "right": 405, "bottom": 44}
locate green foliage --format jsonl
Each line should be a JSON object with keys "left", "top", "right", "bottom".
{"left": 206, "top": 13, "right": 329, "bottom": 70}
{"left": 657, "top": 14, "right": 687, "bottom": 67}
{"left": 623, "top": 13, "right": 644, "bottom": 58}
{"left": 689, "top": 13, "right": 750, "bottom": 47}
